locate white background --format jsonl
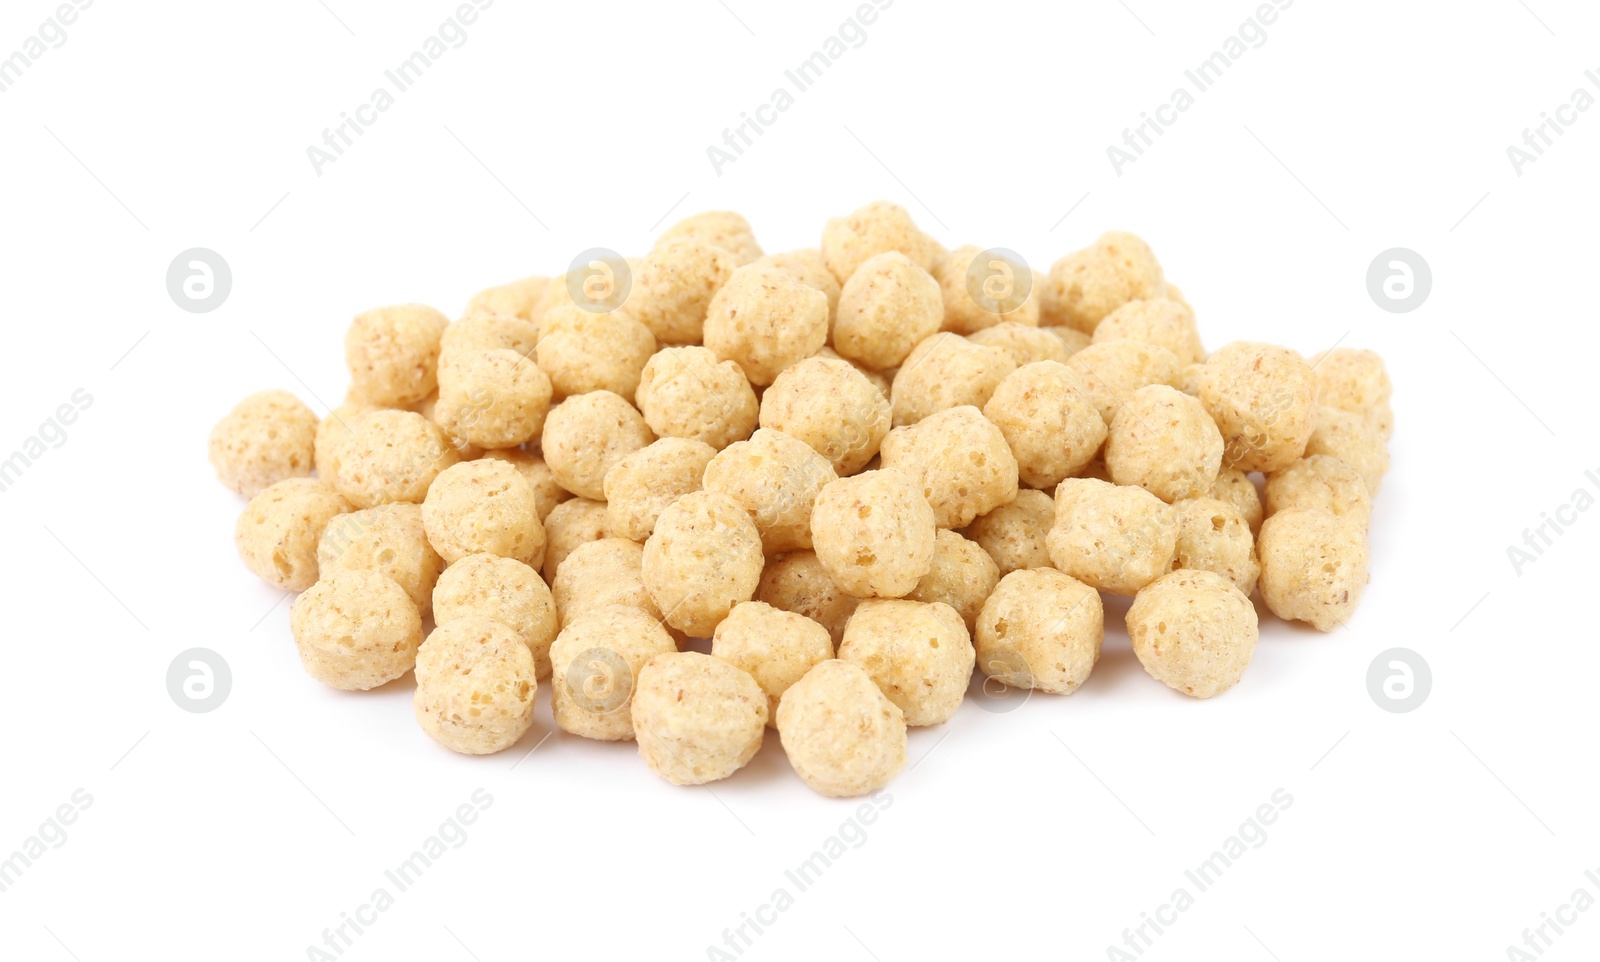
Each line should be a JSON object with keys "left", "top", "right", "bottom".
{"left": 1, "top": 0, "right": 1595, "bottom": 959}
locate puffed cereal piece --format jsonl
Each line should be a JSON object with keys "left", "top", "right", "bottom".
{"left": 208, "top": 390, "right": 319, "bottom": 497}
{"left": 317, "top": 502, "right": 444, "bottom": 616}
{"left": 759, "top": 356, "right": 891, "bottom": 476}
{"left": 627, "top": 238, "right": 739, "bottom": 346}
{"left": 434, "top": 348, "right": 554, "bottom": 450}
{"left": 1066, "top": 339, "right": 1184, "bottom": 424}
{"left": 642, "top": 491, "right": 765, "bottom": 637}
{"left": 755, "top": 550, "right": 860, "bottom": 645}
{"left": 1127, "top": 569, "right": 1258, "bottom": 698}
{"left": 635, "top": 346, "right": 759, "bottom": 450}
{"left": 632, "top": 652, "right": 767, "bottom": 785}
{"left": 904, "top": 529, "right": 1000, "bottom": 631}
{"left": 751, "top": 248, "right": 841, "bottom": 319}
{"left": 477, "top": 448, "right": 572, "bottom": 522}
{"left": 711, "top": 601, "right": 835, "bottom": 724}
{"left": 541, "top": 497, "right": 610, "bottom": 581}
{"left": 962, "top": 489, "right": 1055, "bottom": 576}
{"left": 983, "top": 361, "right": 1106, "bottom": 489}
{"left": 1047, "top": 478, "right": 1178, "bottom": 595}
{"left": 1210, "top": 468, "right": 1264, "bottom": 535}
{"left": 702, "top": 429, "right": 837, "bottom": 554}
{"left": 1093, "top": 297, "right": 1204, "bottom": 365}
{"left": 704, "top": 264, "right": 829, "bottom": 386}
{"left": 777, "top": 660, "right": 905, "bottom": 797}
{"left": 421, "top": 460, "right": 545, "bottom": 568}
{"left": 1045, "top": 326, "right": 1092, "bottom": 357}
{"left": 1265, "top": 454, "right": 1372, "bottom": 530}
{"left": 541, "top": 390, "right": 655, "bottom": 501}
{"left": 890, "top": 333, "right": 1017, "bottom": 427}
{"left": 1198, "top": 341, "right": 1318, "bottom": 473}
{"left": 1308, "top": 347, "right": 1392, "bottom": 438}
{"left": 1105, "top": 385, "right": 1225, "bottom": 503}
{"left": 439, "top": 310, "right": 540, "bottom": 366}
{"left": 534, "top": 305, "right": 656, "bottom": 403}
{"left": 549, "top": 604, "right": 677, "bottom": 740}
{"left": 974, "top": 567, "right": 1104, "bottom": 694}
{"left": 1303, "top": 406, "right": 1388, "bottom": 495}
{"left": 934, "top": 245, "right": 1041, "bottom": 334}
{"left": 551, "top": 537, "right": 663, "bottom": 627}
{"left": 235, "top": 478, "right": 350, "bottom": 591}
{"left": 1257, "top": 509, "right": 1370, "bottom": 631}
{"left": 655, "top": 210, "right": 763, "bottom": 266}
{"left": 463, "top": 276, "right": 548, "bottom": 322}
{"left": 809, "top": 469, "right": 938, "bottom": 599}
{"left": 1168, "top": 497, "right": 1260, "bottom": 595}
{"left": 330, "top": 410, "right": 459, "bottom": 509}
{"left": 833, "top": 251, "right": 944, "bottom": 371}
{"left": 413, "top": 616, "right": 537, "bottom": 755}
{"left": 344, "top": 304, "right": 450, "bottom": 406}
{"left": 966, "top": 322, "right": 1069, "bottom": 367}
{"left": 878, "top": 406, "right": 1019, "bottom": 529}
{"left": 291, "top": 569, "right": 422, "bottom": 690}
{"left": 1041, "top": 231, "right": 1165, "bottom": 333}
{"left": 839, "top": 599, "right": 973, "bottom": 727}
{"left": 312, "top": 400, "right": 377, "bottom": 482}
{"left": 821, "top": 200, "right": 939, "bottom": 283}
{"left": 432, "top": 553, "right": 559, "bottom": 679}
{"left": 602, "top": 438, "right": 717, "bottom": 541}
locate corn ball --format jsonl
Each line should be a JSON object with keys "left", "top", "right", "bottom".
{"left": 983, "top": 361, "right": 1106, "bottom": 489}
{"left": 1198, "top": 341, "right": 1318, "bottom": 473}
{"left": 656, "top": 210, "right": 763, "bottom": 266}
{"left": 704, "top": 264, "right": 829, "bottom": 386}
{"left": 810, "top": 469, "right": 938, "bottom": 598}
{"left": 421, "top": 459, "right": 544, "bottom": 568}
{"left": 432, "top": 553, "right": 559, "bottom": 679}
{"left": 1093, "top": 298, "right": 1203, "bottom": 365}
{"left": 463, "top": 276, "right": 548, "bottom": 322}
{"left": 890, "top": 333, "right": 1017, "bottom": 428}
{"left": 931, "top": 245, "right": 1041, "bottom": 335}
{"left": 1257, "top": 509, "right": 1370, "bottom": 631}
{"left": 1265, "top": 454, "right": 1372, "bottom": 530}
{"left": 755, "top": 550, "right": 860, "bottom": 645}
{"left": 1041, "top": 231, "right": 1165, "bottom": 333}
{"left": 966, "top": 322, "right": 1069, "bottom": 367}
{"left": 344, "top": 304, "right": 450, "bottom": 406}
{"left": 541, "top": 390, "right": 655, "bottom": 500}
{"left": 839, "top": 599, "right": 973, "bottom": 727}
{"left": 905, "top": 529, "right": 1000, "bottom": 631}
{"left": 631, "top": 652, "right": 767, "bottom": 785}
{"left": 477, "top": 448, "right": 572, "bottom": 522}
{"left": 751, "top": 248, "right": 840, "bottom": 319}
{"left": 1048, "top": 478, "right": 1178, "bottom": 595}
{"left": 535, "top": 305, "right": 656, "bottom": 403}
{"left": 1310, "top": 347, "right": 1393, "bottom": 440}
{"left": 627, "top": 238, "right": 738, "bottom": 346}
{"left": 541, "top": 497, "right": 611, "bottom": 581}
{"left": 1127, "top": 569, "right": 1258, "bottom": 698}
{"left": 702, "top": 428, "right": 837, "bottom": 554}
{"left": 710, "top": 601, "right": 835, "bottom": 724}
{"left": 642, "top": 491, "right": 765, "bottom": 637}
{"left": 235, "top": 478, "right": 350, "bottom": 591}
{"left": 549, "top": 604, "right": 676, "bottom": 740}
{"left": 1169, "top": 497, "right": 1260, "bottom": 595}
{"left": 879, "top": 405, "right": 1018, "bottom": 529}
{"left": 551, "top": 537, "right": 663, "bottom": 627}
{"left": 759, "top": 356, "right": 891, "bottom": 476}
{"left": 821, "top": 200, "right": 939, "bottom": 283}
{"left": 1105, "top": 385, "right": 1224, "bottom": 503}
{"left": 833, "top": 252, "right": 944, "bottom": 371}
{"left": 439, "top": 310, "right": 540, "bottom": 366}
{"left": 411, "top": 392, "right": 482, "bottom": 460}
{"left": 1066, "top": 339, "right": 1183, "bottom": 424}
{"left": 962, "top": 489, "right": 1055, "bottom": 576}
{"left": 635, "top": 346, "right": 759, "bottom": 450}
{"left": 435, "top": 348, "right": 554, "bottom": 450}
{"left": 413, "top": 616, "right": 537, "bottom": 755}
{"left": 317, "top": 502, "right": 443, "bottom": 616}
{"left": 776, "top": 660, "right": 906, "bottom": 797}
{"left": 1210, "top": 468, "right": 1264, "bottom": 535}
{"left": 208, "top": 390, "right": 318, "bottom": 497}
{"left": 291, "top": 569, "right": 422, "bottom": 691}
{"left": 1304, "top": 406, "right": 1388, "bottom": 495}
{"left": 600, "top": 437, "right": 716, "bottom": 542}
{"left": 312, "top": 400, "right": 376, "bottom": 482}
{"left": 974, "top": 567, "right": 1104, "bottom": 694}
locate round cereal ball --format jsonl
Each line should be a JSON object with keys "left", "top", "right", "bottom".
{"left": 810, "top": 469, "right": 938, "bottom": 599}
{"left": 974, "top": 567, "right": 1104, "bottom": 694}
{"left": 602, "top": 437, "right": 717, "bottom": 542}
{"left": 1127, "top": 569, "right": 1258, "bottom": 699}
{"left": 433, "top": 553, "right": 559, "bottom": 679}
{"left": 551, "top": 537, "right": 662, "bottom": 627}
{"left": 983, "top": 361, "right": 1106, "bottom": 489}
{"left": 635, "top": 346, "right": 759, "bottom": 450}
{"left": 832, "top": 251, "right": 944, "bottom": 371}
{"left": 839, "top": 599, "right": 973, "bottom": 727}
{"left": 208, "top": 390, "right": 319, "bottom": 497}
{"left": 439, "top": 310, "right": 540, "bottom": 366}
{"left": 934, "top": 245, "right": 1041, "bottom": 334}
{"left": 1041, "top": 231, "right": 1165, "bottom": 333}
{"left": 776, "top": 660, "right": 906, "bottom": 797}
{"left": 1105, "top": 385, "right": 1225, "bottom": 503}
{"left": 1303, "top": 406, "right": 1388, "bottom": 495}
{"left": 312, "top": 400, "right": 376, "bottom": 482}
{"left": 759, "top": 356, "right": 891, "bottom": 476}
{"left": 549, "top": 604, "right": 677, "bottom": 740}
{"left": 1199, "top": 341, "right": 1318, "bottom": 473}
{"left": 1257, "top": 509, "right": 1370, "bottom": 631}
{"left": 534, "top": 305, "right": 656, "bottom": 403}
{"left": 344, "top": 304, "right": 450, "bottom": 406}
{"left": 1093, "top": 298, "right": 1204, "bottom": 365}
{"left": 962, "top": 488, "right": 1055, "bottom": 576}
{"left": 317, "top": 502, "right": 444, "bottom": 616}
{"left": 477, "top": 448, "right": 572, "bottom": 522}
{"left": 966, "top": 322, "right": 1068, "bottom": 367}
{"left": 541, "top": 390, "right": 655, "bottom": 501}
{"left": 1309, "top": 347, "right": 1391, "bottom": 428}
{"left": 642, "top": 491, "right": 765, "bottom": 637}
{"left": 821, "top": 200, "right": 939, "bottom": 283}
{"left": 704, "top": 265, "right": 829, "bottom": 386}
{"left": 655, "top": 210, "right": 763, "bottom": 266}
{"left": 1211, "top": 468, "right": 1264, "bottom": 535}
{"left": 541, "top": 497, "right": 610, "bottom": 581}
{"left": 1047, "top": 477, "right": 1179, "bottom": 595}
{"left": 755, "top": 550, "right": 860, "bottom": 645}
{"left": 632, "top": 651, "right": 767, "bottom": 784}
{"left": 711, "top": 601, "right": 835, "bottom": 724}
{"left": 904, "top": 529, "right": 999, "bottom": 631}
{"left": 1066, "top": 339, "right": 1184, "bottom": 424}
{"left": 890, "top": 333, "right": 1017, "bottom": 427}
{"left": 421, "top": 459, "right": 544, "bottom": 568}
{"left": 1169, "top": 497, "right": 1260, "bottom": 595}
{"left": 235, "top": 478, "right": 350, "bottom": 591}
{"left": 434, "top": 347, "right": 554, "bottom": 450}
{"left": 1046, "top": 325, "right": 1092, "bottom": 357}
{"left": 625, "top": 238, "right": 738, "bottom": 346}
{"left": 291, "top": 569, "right": 422, "bottom": 690}
{"left": 751, "top": 248, "right": 840, "bottom": 319}
{"left": 878, "top": 405, "right": 1019, "bottom": 529}
{"left": 463, "top": 276, "right": 548, "bottom": 322}
{"left": 702, "top": 428, "right": 837, "bottom": 554}
{"left": 1265, "top": 454, "right": 1373, "bottom": 530}
{"left": 413, "top": 616, "right": 538, "bottom": 755}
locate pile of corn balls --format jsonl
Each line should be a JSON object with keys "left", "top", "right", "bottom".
{"left": 210, "top": 202, "right": 1391, "bottom": 798}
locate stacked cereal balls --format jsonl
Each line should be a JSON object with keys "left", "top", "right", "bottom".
{"left": 212, "top": 202, "right": 1392, "bottom": 797}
